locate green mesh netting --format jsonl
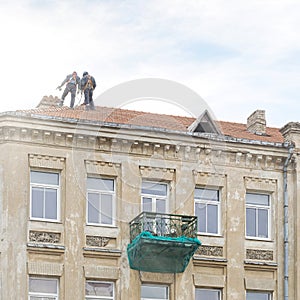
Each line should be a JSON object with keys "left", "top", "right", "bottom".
{"left": 127, "top": 231, "right": 201, "bottom": 273}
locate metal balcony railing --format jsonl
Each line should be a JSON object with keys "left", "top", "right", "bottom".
{"left": 129, "top": 211, "right": 198, "bottom": 242}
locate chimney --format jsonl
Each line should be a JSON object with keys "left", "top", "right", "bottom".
{"left": 36, "top": 95, "right": 60, "bottom": 109}
{"left": 247, "top": 110, "right": 266, "bottom": 135}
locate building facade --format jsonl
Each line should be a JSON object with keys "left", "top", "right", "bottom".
{"left": 0, "top": 96, "right": 299, "bottom": 299}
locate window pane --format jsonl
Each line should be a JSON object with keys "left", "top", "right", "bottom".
{"left": 142, "top": 182, "right": 167, "bottom": 196}
{"left": 101, "top": 194, "right": 113, "bottom": 224}
{"left": 45, "top": 188, "right": 57, "bottom": 220}
{"left": 246, "top": 193, "right": 269, "bottom": 206}
{"left": 143, "top": 197, "right": 152, "bottom": 212}
{"left": 195, "top": 188, "right": 219, "bottom": 201}
{"left": 207, "top": 204, "right": 218, "bottom": 234}
{"left": 246, "top": 207, "right": 256, "bottom": 236}
{"left": 196, "top": 202, "right": 206, "bottom": 232}
{"left": 87, "top": 177, "right": 114, "bottom": 191}
{"left": 29, "top": 278, "right": 57, "bottom": 293}
{"left": 141, "top": 285, "right": 168, "bottom": 299}
{"left": 32, "top": 187, "right": 44, "bottom": 218}
{"left": 196, "top": 289, "right": 220, "bottom": 300}
{"left": 156, "top": 199, "right": 166, "bottom": 213}
{"left": 88, "top": 193, "right": 100, "bottom": 223}
{"left": 246, "top": 292, "right": 270, "bottom": 300}
{"left": 86, "top": 281, "right": 113, "bottom": 296}
{"left": 31, "top": 171, "right": 59, "bottom": 185}
{"left": 258, "top": 209, "right": 268, "bottom": 238}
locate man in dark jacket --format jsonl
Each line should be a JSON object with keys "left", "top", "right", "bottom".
{"left": 57, "top": 71, "right": 81, "bottom": 108}
{"left": 80, "top": 71, "right": 96, "bottom": 110}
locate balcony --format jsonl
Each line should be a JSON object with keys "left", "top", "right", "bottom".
{"left": 127, "top": 212, "right": 201, "bottom": 273}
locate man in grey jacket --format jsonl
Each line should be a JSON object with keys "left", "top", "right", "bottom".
{"left": 57, "top": 71, "right": 81, "bottom": 108}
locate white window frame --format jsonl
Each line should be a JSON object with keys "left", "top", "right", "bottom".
{"left": 246, "top": 193, "right": 271, "bottom": 240}
{"left": 246, "top": 291, "right": 272, "bottom": 300}
{"left": 194, "top": 188, "right": 220, "bottom": 235}
{"left": 85, "top": 280, "right": 114, "bottom": 300}
{"left": 141, "top": 181, "right": 168, "bottom": 213}
{"left": 86, "top": 177, "right": 116, "bottom": 226}
{"left": 195, "top": 288, "right": 221, "bottom": 300}
{"left": 30, "top": 170, "right": 60, "bottom": 222}
{"left": 141, "top": 284, "right": 169, "bottom": 300}
{"left": 29, "top": 277, "right": 59, "bottom": 300}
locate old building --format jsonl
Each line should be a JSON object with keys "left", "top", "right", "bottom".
{"left": 0, "top": 95, "right": 299, "bottom": 299}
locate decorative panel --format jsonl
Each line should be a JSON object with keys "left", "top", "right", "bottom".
{"left": 29, "top": 231, "right": 61, "bottom": 244}
{"left": 246, "top": 249, "right": 273, "bottom": 261}
{"left": 196, "top": 245, "right": 223, "bottom": 257}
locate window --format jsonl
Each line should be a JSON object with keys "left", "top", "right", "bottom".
{"left": 246, "top": 291, "right": 272, "bottom": 300}
{"left": 29, "top": 277, "right": 58, "bottom": 300}
{"left": 194, "top": 188, "right": 220, "bottom": 234}
{"left": 87, "top": 177, "right": 115, "bottom": 225}
{"left": 195, "top": 288, "right": 221, "bottom": 300}
{"left": 141, "top": 284, "right": 168, "bottom": 300}
{"left": 30, "top": 171, "right": 60, "bottom": 221}
{"left": 246, "top": 193, "right": 270, "bottom": 239}
{"left": 141, "top": 181, "right": 168, "bottom": 213}
{"left": 85, "top": 281, "right": 114, "bottom": 300}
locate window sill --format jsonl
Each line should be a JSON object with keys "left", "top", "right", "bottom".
{"left": 86, "top": 223, "right": 118, "bottom": 228}
{"left": 244, "top": 259, "right": 277, "bottom": 268}
{"left": 246, "top": 236, "right": 273, "bottom": 242}
{"left": 83, "top": 247, "right": 121, "bottom": 259}
{"left": 29, "top": 218, "right": 62, "bottom": 224}
{"left": 27, "top": 242, "right": 65, "bottom": 255}
{"left": 198, "top": 233, "right": 223, "bottom": 238}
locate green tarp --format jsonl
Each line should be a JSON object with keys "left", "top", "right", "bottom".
{"left": 127, "top": 231, "right": 201, "bottom": 273}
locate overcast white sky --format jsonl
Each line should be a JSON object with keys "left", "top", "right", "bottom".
{"left": 0, "top": 0, "right": 299, "bottom": 127}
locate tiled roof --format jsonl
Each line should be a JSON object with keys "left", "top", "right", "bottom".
{"left": 16, "top": 99, "right": 284, "bottom": 144}
{"left": 218, "top": 121, "right": 283, "bottom": 143}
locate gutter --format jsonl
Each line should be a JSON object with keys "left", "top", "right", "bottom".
{"left": 283, "top": 145, "right": 294, "bottom": 300}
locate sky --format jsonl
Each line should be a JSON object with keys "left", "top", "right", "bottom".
{"left": 0, "top": 0, "right": 300, "bottom": 127}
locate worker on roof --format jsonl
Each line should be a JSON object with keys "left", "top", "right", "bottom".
{"left": 57, "top": 71, "right": 81, "bottom": 108}
{"left": 80, "top": 71, "right": 96, "bottom": 111}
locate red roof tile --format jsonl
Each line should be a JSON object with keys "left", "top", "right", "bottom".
{"left": 16, "top": 103, "right": 284, "bottom": 144}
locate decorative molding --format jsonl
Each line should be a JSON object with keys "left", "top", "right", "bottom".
{"left": 244, "top": 176, "right": 277, "bottom": 192}
{"left": 139, "top": 165, "right": 175, "bottom": 181}
{"left": 84, "top": 265, "right": 120, "bottom": 280}
{"left": 0, "top": 125, "right": 288, "bottom": 170}
{"left": 139, "top": 272, "right": 174, "bottom": 284}
{"left": 27, "top": 262, "right": 64, "bottom": 276}
{"left": 196, "top": 245, "right": 223, "bottom": 257}
{"left": 245, "top": 277, "right": 275, "bottom": 291}
{"left": 193, "top": 171, "right": 226, "bottom": 187}
{"left": 29, "top": 231, "right": 61, "bottom": 244}
{"left": 85, "top": 160, "right": 121, "bottom": 176}
{"left": 86, "top": 235, "right": 110, "bottom": 247}
{"left": 193, "top": 273, "right": 225, "bottom": 288}
{"left": 29, "top": 154, "right": 65, "bottom": 169}
{"left": 246, "top": 249, "right": 274, "bottom": 261}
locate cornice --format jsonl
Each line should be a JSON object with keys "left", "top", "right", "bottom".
{"left": 0, "top": 125, "right": 290, "bottom": 171}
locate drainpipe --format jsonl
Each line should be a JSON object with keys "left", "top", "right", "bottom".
{"left": 283, "top": 145, "right": 294, "bottom": 300}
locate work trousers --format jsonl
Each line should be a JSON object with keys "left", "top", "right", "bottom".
{"left": 83, "top": 88, "right": 95, "bottom": 110}
{"left": 62, "top": 84, "right": 76, "bottom": 108}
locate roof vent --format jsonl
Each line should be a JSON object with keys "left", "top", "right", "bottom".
{"left": 247, "top": 110, "right": 266, "bottom": 135}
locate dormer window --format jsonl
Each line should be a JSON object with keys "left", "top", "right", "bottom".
{"left": 188, "top": 110, "right": 221, "bottom": 134}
